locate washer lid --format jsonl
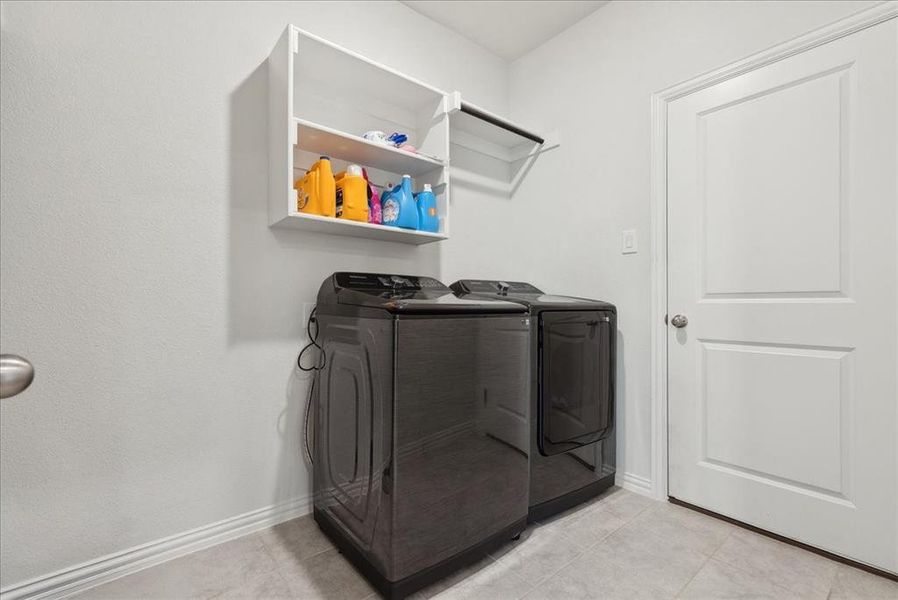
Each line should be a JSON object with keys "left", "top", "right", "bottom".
{"left": 319, "top": 272, "right": 527, "bottom": 314}
{"left": 450, "top": 279, "right": 616, "bottom": 312}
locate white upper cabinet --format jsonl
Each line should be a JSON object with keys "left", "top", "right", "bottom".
{"left": 268, "top": 26, "right": 557, "bottom": 244}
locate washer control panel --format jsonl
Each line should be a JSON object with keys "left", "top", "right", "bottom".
{"left": 335, "top": 272, "right": 447, "bottom": 292}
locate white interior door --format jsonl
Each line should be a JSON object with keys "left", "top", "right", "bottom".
{"left": 667, "top": 17, "right": 897, "bottom": 573}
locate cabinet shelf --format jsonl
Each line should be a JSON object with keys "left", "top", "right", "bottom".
{"left": 294, "top": 118, "right": 445, "bottom": 177}
{"left": 272, "top": 212, "right": 448, "bottom": 245}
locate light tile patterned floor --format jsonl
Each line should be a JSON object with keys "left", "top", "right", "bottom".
{"left": 79, "top": 487, "right": 898, "bottom": 599}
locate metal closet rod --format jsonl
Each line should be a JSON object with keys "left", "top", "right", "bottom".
{"left": 459, "top": 102, "right": 545, "bottom": 145}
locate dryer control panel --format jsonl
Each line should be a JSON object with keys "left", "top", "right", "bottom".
{"left": 452, "top": 280, "right": 543, "bottom": 295}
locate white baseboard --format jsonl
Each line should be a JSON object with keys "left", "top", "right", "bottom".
{"left": 3, "top": 472, "right": 656, "bottom": 599}
{"left": 0, "top": 495, "right": 312, "bottom": 600}
{"left": 617, "top": 471, "right": 654, "bottom": 498}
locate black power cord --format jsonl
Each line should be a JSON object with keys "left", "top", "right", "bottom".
{"left": 297, "top": 307, "right": 325, "bottom": 466}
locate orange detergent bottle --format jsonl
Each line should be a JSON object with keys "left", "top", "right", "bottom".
{"left": 335, "top": 164, "right": 369, "bottom": 222}
{"left": 294, "top": 156, "right": 336, "bottom": 217}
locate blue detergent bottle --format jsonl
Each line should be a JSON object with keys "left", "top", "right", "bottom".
{"left": 382, "top": 175, "right": 419, "bottom": 229}
{"left": 416, "top": 184, "right": 439, "bottom": 233}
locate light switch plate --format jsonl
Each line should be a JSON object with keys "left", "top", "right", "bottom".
{"left": 622, "top": 229, "right": 638, "bottom": 254}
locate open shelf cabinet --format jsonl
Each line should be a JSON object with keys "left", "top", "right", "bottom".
{"left": 268, "top": 25, "right": 558, "bottom": 244}
{"left": 269, "top": 26, "right": 451, "bottom": 244}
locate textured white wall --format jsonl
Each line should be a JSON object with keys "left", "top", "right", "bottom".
{"left": 0, "top": 1, "right": 506, "bottom": 587}
{"left": 506, "top": 0, "right": 877, "bottom": 486}
{"left": 0, "top": 0, "right": 882, "bottom": 589}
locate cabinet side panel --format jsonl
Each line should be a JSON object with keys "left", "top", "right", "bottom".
{"left": 268, "top": 27, "right": 293, "bottom": 225}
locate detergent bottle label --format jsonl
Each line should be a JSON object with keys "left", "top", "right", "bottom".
{"left": 382, "top": 198, "right": 400, "bottom": 224}
{"left": 335, "top": 188, "right": 344, "bottom": 218}
{"left": 298, "top": 191, "right": 310, "bottom": 211}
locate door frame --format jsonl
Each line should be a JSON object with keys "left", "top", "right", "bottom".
{"left": 648, "top": 1, "right": 898, "bottom": 501}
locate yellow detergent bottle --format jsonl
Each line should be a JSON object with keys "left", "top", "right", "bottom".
{"left": 294, "top": 156, "right": 336, "bottom": 217}
{"left": 335, "top": 164, "right": 369, "bottom": 222}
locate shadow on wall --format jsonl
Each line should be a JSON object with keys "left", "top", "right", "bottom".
{"left": 228, "top": 60, "right": 286, "bottom": 343}
{"left": 448, "top": 144, "right": 543, "bottom": 201}
{"left": 227, "top": 59, "right": 444, "bottom": 507}
{"left": 227, "top": 62, "right": 444, "bottom": 346}
{"left": 227, "top": 60, "right": 307, "bottom": 509}
{"left": 615, "top": 329, "right": 626, "bottom": 478}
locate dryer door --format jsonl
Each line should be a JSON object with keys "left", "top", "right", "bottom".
{"left": 538, "top": 310, "right": 615, "bottom": 456}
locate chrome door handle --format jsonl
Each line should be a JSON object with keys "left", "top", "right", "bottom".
{"left": 670, "top": 314, "right": 688, "bottom": 328}
{"left": 0, "top": 355, "right": 35, "bottom": 399}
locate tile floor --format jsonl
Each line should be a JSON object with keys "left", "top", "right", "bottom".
{"left": 78, "top": 487, "right": 898, "bottom": 599}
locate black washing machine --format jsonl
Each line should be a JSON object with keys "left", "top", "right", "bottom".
{"left": 313, "top": 273, "right": 531, "bottom": 599}
{"left": 450, "top": 280, "right": 616, "bottom": 522}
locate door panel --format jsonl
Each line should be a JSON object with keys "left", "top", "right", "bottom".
{"left": 667, "top": 18, "right": 897, "bottom": 572}
{"left": 701, "top": 68, "right": 845, "bottom": 297}
{"left": 701, "top": 341, "right": 848, "bottom": 495}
